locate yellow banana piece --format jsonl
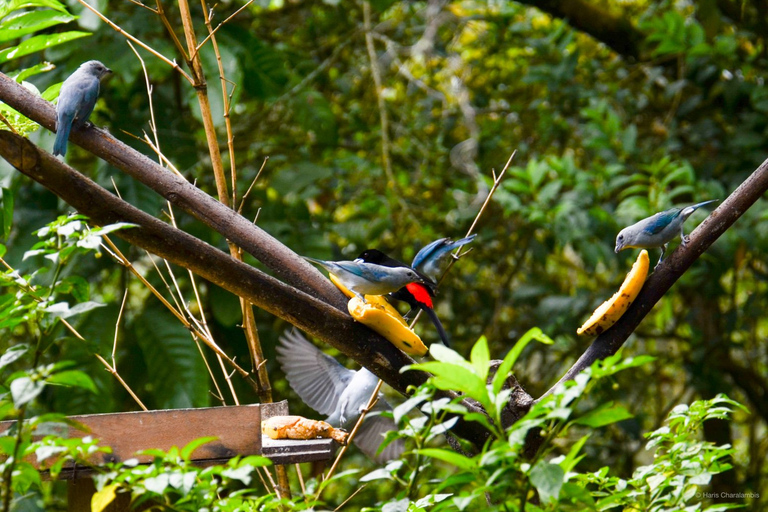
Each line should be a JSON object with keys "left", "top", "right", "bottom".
{"left": 577, "top": 250, "right": 649, "bottom": 337}
{"left": 329, "top": 273, "right": 427, "bottom": 356}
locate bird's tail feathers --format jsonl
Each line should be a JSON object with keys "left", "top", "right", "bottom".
{"left": 682, "top": 199, "right": 719, "bottom": 217}
{"left": 52, "top": 117, "right": 72, "bottom": 157}
{"left": 423, "top": 306, "right": 451, "bottom": 348}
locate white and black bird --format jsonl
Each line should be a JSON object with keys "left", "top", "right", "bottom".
{"left": 276, "top": 329, "right": 404, "bottom": 462}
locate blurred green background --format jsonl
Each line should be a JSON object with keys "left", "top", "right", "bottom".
{"left": 1, "top": 0, "right": 766, "bottom": 508}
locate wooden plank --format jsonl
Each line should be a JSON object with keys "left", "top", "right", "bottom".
{"left": 0, "top": 404, "right": 262, "bottom": 477}
{"left": 261, "top": 437, "right": 339, "bottom": 464}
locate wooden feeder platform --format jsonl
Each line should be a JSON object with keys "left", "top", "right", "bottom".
{"left": 0, "top": 400, "right": 339, "bottom": 511}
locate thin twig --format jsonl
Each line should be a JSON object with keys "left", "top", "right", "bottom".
{"left": 111, "top": 290, "right": 129, "bottom": 369}
{"left": 75, "top": 0, "right": 194, "bottom": 84}
{"left": 100, "top": 236, "right": 257, "bottom": 386}
{"left": 410, "top": 151, "right": 514, "bottom": 326}
{"left": 192, "top": 0, "right": 255, "bottom": 60}
{"left": 127, "top": 40, "right": 162, "bottom": 161}
{"left": 95, "top": 291, "right": 148, "bottom": 411}
{"left": 295, "top": 463, "right": 306, "bottom": 496}
{"left": 126, "top": 0, "right": 157, "bottom": 13}
{"left": 238, "top": 157, "right": 269, "bottom": 214}
{"left": 363, "top": 1, "right": 395, "bottom": 191}
{"left": 335, "top": 484, "right": 368, "bottom": 511}
{"left": 0, "top": 256, "right": 84, "bottom": 340}
{"left": 0, "top": 111, "right": 18, "bottom": 134}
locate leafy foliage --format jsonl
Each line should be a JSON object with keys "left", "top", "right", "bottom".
{"left": 0, "top": 0, "right": 765, "bottom": 509}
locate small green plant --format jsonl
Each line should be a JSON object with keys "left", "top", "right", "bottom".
{"left": 0, "top": 212, "right": 134, "bottom": 511}
{"left": 356, "top": 335, "right": 743, "bottom": 512}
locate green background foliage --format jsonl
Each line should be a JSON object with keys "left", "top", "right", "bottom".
{"left": 0, "top": 0, "right": 766, "bottom": 509}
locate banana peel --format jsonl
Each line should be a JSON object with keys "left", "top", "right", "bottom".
{"left": 577, "top": 250, "right": 649, "bottom": 337}
{"left": 329, "top": 273, "right": 428, "bottom": 356}
{"left": 262, "top": 415, "right": 348, "bottom": 444}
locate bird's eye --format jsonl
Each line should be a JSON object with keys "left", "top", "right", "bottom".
{"left": 618, "top": 234, "right": 624, "bottom": 241}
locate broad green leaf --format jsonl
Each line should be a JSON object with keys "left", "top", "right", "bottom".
{"left": 0, "top": 31, "right": 90, "bottom": 64}
{"left": 46, "top": 370, "right": 96, "bottom": 393}
{"left": 10, "top": 61, "right": 54, "bottom": 83}
{"left": 573, "top": 402, "right": 633, "bottom": 428}
{"left": 407, "top": 361, "right": 490, "bottom": 408}
{"left": 10, "top": 376, "right": 45, "bottom": 407}
{"left": 493, "top": 327, "right": 554, "bottom": 394}
{"left": 91, "top": 222, "right": 138, "bottom": 236}
{"left": 529, "top": 461, "right": 564, "bottom": 503}
{"left": 0, "top": 344, "right": 28, "bottom": 369}
{"left": 417, "top": 448, "right": 477, "bottom": 470}
{"left": 427, "top": 343, "right": 476, "bottom": 372}
{"left": 469, "top": 335, "right": 490, "bottom": 380}
{"left": 0, "top": 0, "right": 68, "bottom": 18}
{"left": 0, "top": 10, "right": 77, "bottom": 43}
{"left": 560, "top": 434, "right": 590, "bottom": 473}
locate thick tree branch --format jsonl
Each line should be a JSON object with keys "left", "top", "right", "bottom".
{"left": 0, "top": 72, "right": 345, "bottom": 312}
{"left": 0, "top": 131, "right": 492, "bottom": 449}
{"left": 543, "top": 155, "right": 768, "bottom": 398}
{"left": 515, "top": 0, "right": 644, "bottom": 60}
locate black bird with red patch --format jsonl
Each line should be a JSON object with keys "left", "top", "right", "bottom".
{"left": 355, "top": 249, "right": 450, "bottom": 347}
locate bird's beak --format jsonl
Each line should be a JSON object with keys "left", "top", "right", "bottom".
{"left": 614, "top": 245, "right": 621, "bottom": 254}
{"left": 106, "top": 68, "right": 113, "bottom": 75}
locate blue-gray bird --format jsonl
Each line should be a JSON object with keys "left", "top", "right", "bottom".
{"left": 615, "top": 200, "right": 718, "bottom": 267}
{"left": 304, "top": 256, "right": 427, "bottom": 301}
{"left": 412, "top": 234, "right": 477, "bottom": 281}
{"left": 276, "top": 329, "right": 404, "bottom": 462}
{"left": 53, "top": 60, "right": 112, "bottom": 157}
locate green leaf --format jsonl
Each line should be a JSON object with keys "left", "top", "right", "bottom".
{"left": 0, "top": 31, "right": 90, "bottom": 64}
{"left": 529, "top": 461, "right": 564, "bottom": 503}
{"left": 0, "top": 10, "right": 77, "bottom": 43}
{"left": 0, "top": 344, "right": 28, "bottom": 369}
{"left": 417, "top": 448, "right": 477, "bottom": 470}
{"left": 46, "top": 370, "right": 96, "bottom": 393}
{"left": 0, "top": 0, "right": 69, "bottom": 19}
{"left": 10, "top": 376, "right": 45, "bottom": 407}
{"left": 469, "top": 336, "right": 490, "bottom": 381}
{"left": 560, "top": 434, "right": 590, "bottom": 473}
{"left": 180, "top": 436, "right": 217, "bottom": 460}
{"left": 573, "top": 402, "right": 633, "bottom": 428}
{"left": 493, "top": 327, "right": 554, "bottom": 394}
{"left": 407, "top": 361, "right": 490, "bottom": 409}
{"left": 0, "top": 188, "right": 12, "bottom": 240}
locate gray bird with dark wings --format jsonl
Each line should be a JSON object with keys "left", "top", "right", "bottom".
{"left": 276, "top": 329, "right": 404, "bottom": 462}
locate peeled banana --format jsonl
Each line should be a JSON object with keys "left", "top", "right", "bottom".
{"left": 577, "top": 250, "right": 649, "bottom": 336}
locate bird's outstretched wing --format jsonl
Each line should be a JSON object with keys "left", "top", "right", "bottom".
{"left": 276, "top": 329, "right": 356, "bottom": 416}
{"left": 353, "top": 402, "right": 405, "bottom": 462}
{"left": 412, "top": 234, "right": 476, "bottom": 278}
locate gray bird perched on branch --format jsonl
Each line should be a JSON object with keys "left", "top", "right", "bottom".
{"left": 304, "top": 256, "right": 428, "bottom": 302}
{"left": 276, "top": 329, "right": 404, "bottom": 462}
{"left": 53, "top": 60, "right": 112, "bottom": 157}
{"left": 615, "top": 200, "right": 718, "bottom": 267}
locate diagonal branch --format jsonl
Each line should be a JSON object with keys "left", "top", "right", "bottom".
{"left": 542, "top": 155, "right": 768, "bottom": 398}
{"left": 0, "top": 72, "right": 345, "bottom": 311}
{"left": 0, "top": 131, "right": 492, "bottom": 449}
{"left": 513, "top": 0, "right": 645, "bottom": 60}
